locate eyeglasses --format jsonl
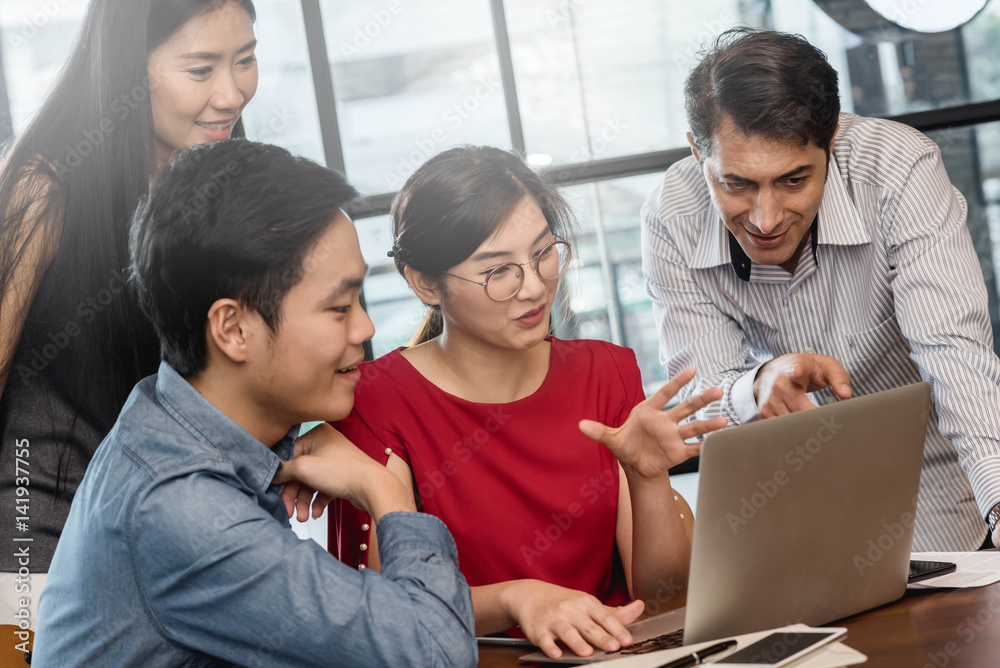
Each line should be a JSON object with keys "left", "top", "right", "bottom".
{"left": 443, "top": 239, "right": 572, "bottom": 302}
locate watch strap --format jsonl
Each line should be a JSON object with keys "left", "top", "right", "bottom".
{"left": 987, "top": 503, "right": 1000, "bottom": 534}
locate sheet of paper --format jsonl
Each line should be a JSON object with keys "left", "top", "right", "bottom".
{"left": 909, "top": 551, "right": 1000, "bottom": 588}
{"left": 573, "top": 625, "right": 866, "bottom": 667}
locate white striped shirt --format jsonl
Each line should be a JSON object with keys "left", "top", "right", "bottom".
{"left": 641, "top": 113, "right": 1000, "bottom": 551}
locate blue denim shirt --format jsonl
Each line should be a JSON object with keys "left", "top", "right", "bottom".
{"left": 32, "top": 362, "right": 476, "bottom": 667}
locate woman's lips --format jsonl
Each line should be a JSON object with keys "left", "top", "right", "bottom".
{"left": 195, "top": 120, "right": 235, "bottom": 142}
{"left": 516, "top": 305, "right": 546, "bottom": 327}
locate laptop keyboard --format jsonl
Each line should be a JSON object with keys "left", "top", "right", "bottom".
{"left": 611, "top": 629, "right": 685, "bottom": 655}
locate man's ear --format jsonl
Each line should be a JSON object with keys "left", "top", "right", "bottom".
{"left": 828, "top": 123, "right": 839, "bottom": 156}
{"left": 205, "top": 298, "right": 252, "bottom": 364}
{"left": 403, "top": 266, "right": 443, "bottom": 307}
{"left": 686, "top": 132, "right": 701, "bottom": 163}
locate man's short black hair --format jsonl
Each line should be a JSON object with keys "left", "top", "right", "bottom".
{"left": 685, "top": 28, "right": 841, "bottom": 157}
{"left": 130, "top": 140, "right": 359, "bottom": 375}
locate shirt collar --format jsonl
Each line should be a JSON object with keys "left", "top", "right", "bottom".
{"left": 692, "top": 152, "right": 871, "bottom": 278}
{"left": 816, "top": 152, "right": 871, "bottom": 246}
{"left": 154, "top": 361, "right": 298, "bottom": 494}
{"left": 728, "top": 216, "right": 820, "bottom": 282}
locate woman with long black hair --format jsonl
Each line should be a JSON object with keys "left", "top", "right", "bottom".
{"left": 0, "top": 0, "right": 258, "bottom": 630}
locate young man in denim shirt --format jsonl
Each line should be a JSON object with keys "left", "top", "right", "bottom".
{"left": 31, "top": 140, "right": 477, "bottom": 667}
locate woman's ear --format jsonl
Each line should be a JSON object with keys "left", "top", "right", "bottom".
{"left": 403, "top": 266, "right": 443, "bottom": 307}
{"left": 205, "top": 298, "right": 252, "bottom": 364}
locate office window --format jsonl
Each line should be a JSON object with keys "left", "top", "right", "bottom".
{"left": 557, "top": 174, "right": 668, "bottom": 392}
{"left": 928, "top": 121, "right": 1000, "bottom": 351}
{"left": 502, "top": 0, "right": 850, "bottom": 168}
{"left": 3, "top": 0, "right": 1000, "bottom": 378}
{"left": 355, "top": 213, "right": 426, "bottom": 356}
{"left": 319, "top": 0, "right": 511, "bottom": 194}
{"left": 0, "top": 0, "right": 89, "bottom": 135}
{"left": 339, "top": 0, "right": 1000, "bottom": 373}
{"left": 809, "top": 0, "right": 1000, "bottom": 117}
{"left": 243, "top": 0, "right": 325, "bottom": 162}
{"left": 0, "top": 0, "right": 322, "bottom": 155}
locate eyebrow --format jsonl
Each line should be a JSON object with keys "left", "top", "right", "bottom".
{"left": 325, "top": 266, "right": 368, "bottom": 302}
{"left": 722, "top": 164, "right": 812, "bottom": 183}
{"left": 179, "top": 38, "right": 257, "bottom": 61}
{"left": 470, "top": 228, "right": 553, "bottom": 263}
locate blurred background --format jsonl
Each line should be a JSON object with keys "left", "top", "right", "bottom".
{"left": 3, "top": 0, "right": 1000, "bottom": 397}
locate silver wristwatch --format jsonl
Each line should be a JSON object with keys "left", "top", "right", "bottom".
{"left": 987, "top": 503, "right": 1000, "bottom": 534}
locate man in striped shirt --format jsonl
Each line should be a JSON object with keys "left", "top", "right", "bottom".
{"left": 641, "top": 27, "right": 1000, "bottom": 551}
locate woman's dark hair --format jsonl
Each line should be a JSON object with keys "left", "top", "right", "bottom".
{"left": 685, "top": 27, "right": 840, "bottom": 157}
{"left": 0, "top": 0, "right": 255, "bottom": 475}
{"left": 389, "top": 145, "right": 575, "bottom": 345}
{"left": 131, "top": 140, "right": 359, "bottom": 375}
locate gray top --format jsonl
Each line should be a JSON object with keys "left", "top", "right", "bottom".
{"left": 0, "top": 259, "right": 159, "bottom": 572}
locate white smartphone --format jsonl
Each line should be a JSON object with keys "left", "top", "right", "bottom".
{"left": 712, "top": 628, "right": 846, "bottom": 667}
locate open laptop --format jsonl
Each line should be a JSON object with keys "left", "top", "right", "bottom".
{"left": 520, "top": 382, "right": 930, "bottom": 663}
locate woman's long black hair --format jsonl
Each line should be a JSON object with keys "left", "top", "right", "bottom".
{"left": 0, "top": 0, "right": 256, "bottom": 477}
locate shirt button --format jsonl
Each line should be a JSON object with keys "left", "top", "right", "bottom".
{"left": 360, "top": 543, "right": 368, "bottom": 551}
{"left": 806, "top": 347, "right": 816, "bottom": 354}
{"left": 384, "top": 448, "right": 393, "bottom": 456}
{"left": 361, "top": 523, "right": 370, "bottom": 532}
{"left": 358, "top": 564, "right": 366, "bottom": 570}
{"left": 791, "top": 288, "right": 801, "bottom": 296}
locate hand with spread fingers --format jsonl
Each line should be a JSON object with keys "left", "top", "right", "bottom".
{"left": 754, "top": 353, "right": 852, "bottom": 419}
{"left": 578, "top": 368, "right": 728, "bottom": 480}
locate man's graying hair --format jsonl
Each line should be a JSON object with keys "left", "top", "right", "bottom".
{"left": 685, "top": 27, "right": 841, "bottom": 157}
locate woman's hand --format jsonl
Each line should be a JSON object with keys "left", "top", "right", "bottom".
{"left": 578, "top": 369, "right": 727, "bottom": 482}
{"left": 274, "top": 423, "right": 415, "bottom": 521}
{"left": 501, "top": 580, "right": 644, "bottom": 659}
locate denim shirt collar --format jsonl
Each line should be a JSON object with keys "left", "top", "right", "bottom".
{"left": 153, "top": 361, "right": 297, "bottom": 494}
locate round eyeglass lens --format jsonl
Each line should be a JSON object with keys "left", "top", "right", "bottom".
{"left": 485, "top": 265, "right": 522, "bottom": 301}
{"left": 537, "top": 241, "right": 571, "bottom": 279}
{"left": 484, "top": 241, "right": 572, "bottom": 301}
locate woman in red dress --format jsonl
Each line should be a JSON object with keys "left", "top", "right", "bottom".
{"left": 325, "top": 145, "right": 726, "bottom": 659}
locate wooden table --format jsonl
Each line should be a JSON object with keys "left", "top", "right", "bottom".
{"left": 478, "top": 581, "right": 1000, "bottom": 667}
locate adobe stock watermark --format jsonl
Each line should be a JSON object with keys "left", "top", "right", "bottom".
{"left": 12, "top": 268, "right": 128, "bottom": 387}
{"left": 546, "top": 114, "right": 629, "bottom": 185}
{"left": 412, "top": 406, "right": 513, "bottom": 503}
{"left": 382, "top": 63, "right": 502, "bottom": 190}
{"left": 725, "top": 416, "right": 844, "bottom": 534}
{"left": 568, "top": 116, "right": 628, "bottom": 164}
{"left": 921, "top": 586, "right": 1000, "bottom": 668}
{"left": 852, "top": 496, "right": 919, "bottom": 576}
{"left": 338, "top": 0, "right": 403, "bottom": 62}
{"left": 352, "top": 360, "right": 515, "bottom": 503}
{"left": 50, "top": 77, "right": 154, "bottom": 178}
{"left": 642, "top": 577, "right": 685, "bottom": 616}
{"left": 244, "top": 602, "right": 317, "bottom": 667}
{"left": 520, "top": 468, "right": 616, "bottom": 566}
{"left": 6, "top": 0, "right": 74, "bottom": 49}
{"left": 179, "top": 108, "right": 294, "bottom": 221}
{"left": 11, "top": 439, "right": 32, "bottom": 654}
{"left": 742, "top": 628, "right": 807, "bottom": 665}
{"left": 545, "top": 0, "right": 587, "bottom": 27}
{"left": 670, "top": 11, "right": 736, "bottom": 73}
{"left": 874, "top": 0, "right": 936, "bottom": 40}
